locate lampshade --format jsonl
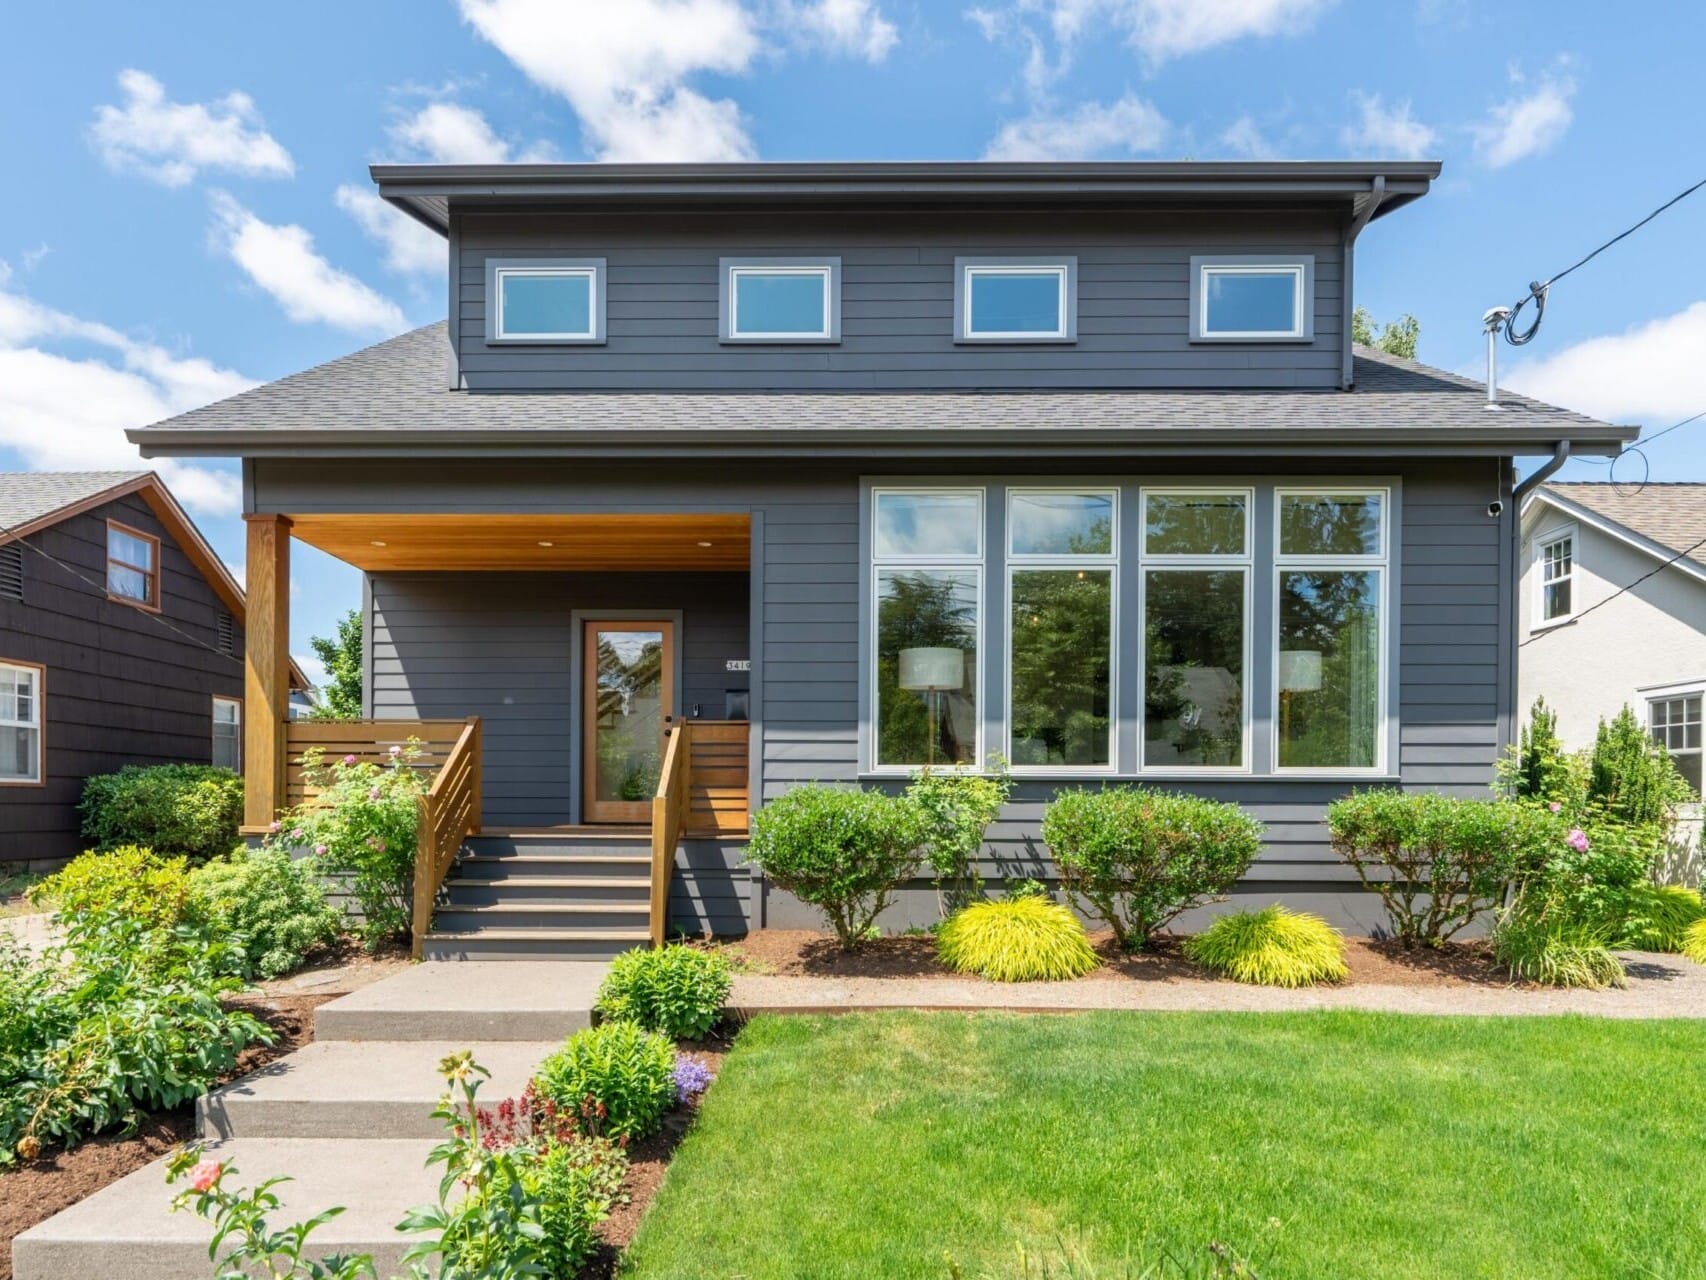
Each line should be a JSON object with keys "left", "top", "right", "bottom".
{"left": 1278, "top": 649, "right": 1323, "bottom": 693}
{"left": 898, "top": 647, "right": 964, "bottom": 692}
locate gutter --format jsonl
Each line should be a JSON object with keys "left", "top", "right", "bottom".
{"left": 1511, "top": 439, "right": 1571, "bottom": 501}
{"left": 1340, "top": 175, "right": 1386, "bottom": 391}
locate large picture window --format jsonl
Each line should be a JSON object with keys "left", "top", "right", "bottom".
{"left": 1274, "top": 490, "right": 1387, "bottom": 772}
{"left": 872, "top": 490, "right": 981, "bottom": 768}
{"left": 0, "top": 660, "right": 43, "bottom": 786}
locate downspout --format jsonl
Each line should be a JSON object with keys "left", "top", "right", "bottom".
{"left": 1512, "top": 439, "right": 1571, "bottom": 502}
{"left": 1504, "top": 439, "right": 1572, "bottom": 758}
{"left": 1340, "top": 174, "right": 1386, "bottom": 391}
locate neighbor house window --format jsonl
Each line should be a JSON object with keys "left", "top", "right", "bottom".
{"left": 0, "top": 660, "right": 43, "bottom": 785}
{"left": 720, "top": 258, "right": 840, "bottom": 342}
{"left": 106, "top": 520, "right": 159, "bottom": 609}
{"left": 1190, "top": 255, "right": 1313, "bottom": 342}
{"left": 1141, "top": 490, "right": 1251, "bottom": 770}
{"left": 1007, "top": 490, "right": 1115, "bottom": 769}
{"left": 485, "top": 258, "right": 606, "bottom": 343}
{"left": 1535, "top": 530, "right": 1575, "bottom": 625}
{"left": 212, "top": 696, "right": 242, "bottom": 772}
{"left": 872, "top": 489, "right": 981, "bottom": 768}
{"left": 1649, "top": 692, "right": 1703, "bottom": 796}
{"left": 1274, "top": 490, "right": 1387, "bottom": 771}
{"left": 955, "top": 257, "right": 1076, "bottom": 342}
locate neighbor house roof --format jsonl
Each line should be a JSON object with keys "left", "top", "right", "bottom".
{"left": 0, "top": 470, "right": 310, "bottom": 690}
{"left": 127, "top": 322, "right": 1636, "bottom": 460}
{"left": 1531, "top": 482, "right": 1706, "bottom": 579}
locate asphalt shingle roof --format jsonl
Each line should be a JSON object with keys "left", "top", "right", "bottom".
{"left": 0, "top": 471, "right": 148, "bottom": 534}
{"left": 1540, "top": 482, "right": 1706, "bottom": 572}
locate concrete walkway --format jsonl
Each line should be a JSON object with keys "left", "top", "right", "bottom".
{"left": 731, "top": 951, "right": 1706, "bottom": 1019}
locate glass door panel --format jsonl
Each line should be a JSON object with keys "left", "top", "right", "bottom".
{"left": 582, "top": 621, "right": 674, "bottom": 823}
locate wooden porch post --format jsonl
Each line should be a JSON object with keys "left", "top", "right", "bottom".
{"left": 243, "top": 514, "right": 291, "bottom": 831}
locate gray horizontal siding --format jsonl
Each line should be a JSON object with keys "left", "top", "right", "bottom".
{"left": 456, "top": 209, "right": 1345, "bottom": 392}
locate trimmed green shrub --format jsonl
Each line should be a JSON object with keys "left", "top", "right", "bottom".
{"left": 188, "top": 849, "right": 344, "bottom": 980}
{"left": 596, "top": 945, "right": 733, "bottom": 1040}
{"left": 1588, "top": 706, "right": 1692, "bottom": 827}
{"left": 1327, "top": 792, "right": 1554, "bottom": 947}
{"left": 78, "top": 765, "right": 243, "bottom": 863}
{"left": 1041, "top": 787, "right": 1263, "bottom": 950}
{"left": 935, "top": 896, "right": 1099, "bottom": 982}
{"left": 1183, "top": 906, "right": 1348, "bottom": 987}
{"left": 533, "top": 1021, "right": 677, "bottom": 1141}
{"left": 1606, "top": 883, "right": 1706, "bottom": 953}
{"left": 1493, "top": 905, "right": 1625, "bottom": 989}
{"left": 746, "top": 784, "right": 932, "bottom": 950}
{"left": 31, "top": 846, "right": 197, "bottom": 932}
{"left": 1683, "top": 917, "right": 1706, "bottom": 965}
{"left": 907, "top": 763, "right": 1012, "bottom": 909}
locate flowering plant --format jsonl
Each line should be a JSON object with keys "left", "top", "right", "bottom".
{"left": 673, "top": 1055, "right": 716, "bottom": 1104}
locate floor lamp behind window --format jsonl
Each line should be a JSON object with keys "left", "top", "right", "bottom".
{"left": 1278, "top": 649, "right": 1323, "bottom": 761}
{"left": 899, "top": 647, "right": 964, "bottom": 766}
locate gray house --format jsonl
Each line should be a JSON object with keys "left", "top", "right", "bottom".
{"left": 130, "top": 161, "right": 1635, "bottom": 956}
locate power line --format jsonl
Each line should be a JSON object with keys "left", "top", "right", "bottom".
{"left": 1519, "top": 531, "right": 1706, "bottom": 646}
{"left": 1575, "top": 407, "right": 1706, "bottom": 496}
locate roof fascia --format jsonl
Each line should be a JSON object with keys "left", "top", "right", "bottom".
{"left": 1521, "top": 490, "right": 1706, "bottom": 588}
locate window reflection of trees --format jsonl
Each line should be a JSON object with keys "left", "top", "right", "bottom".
{"left": 877, "top": 571, "right": 978, "bottom": 766}
{"left": 1144, "top": 570, "right": 1244, "bottom": 767}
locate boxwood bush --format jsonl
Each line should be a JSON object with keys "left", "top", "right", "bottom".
{"left": 595, "top": 945, "right": 732, "bottom": 1040}
{"left": 78, "top": 765, "right": 243, "bottom": 863}
{"left": 1041, "top": 787, "right": 1263, "bottom": 950}
{"left": 533, "top": 1021, "right": 677, "bottom": 1141}
{"left": 746, "top": 784, "right": 931, "bottom": 950}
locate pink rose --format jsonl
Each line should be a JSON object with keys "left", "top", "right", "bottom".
{"left": 388, "top": 745, "right": 402, "bottom": 757}
{"left": 343, "top": 754, "right": 358, "bottom": 766}
{"left": 314, "top": 843, "right": 329, "bottom": 856}
{"left": 188, "top": 1159, "right": 223, "bottom": 1193}
{"left": 1548, "top": 802, "right": 1562, "bottom": 814}
{"left": 1566, "top": 827, "right": 1590, "bottom": 853}
{"left": 368, "top": 787, "right": 382, "bottom": 801}
{"left": 268, "top": 820, "right": 282, "bottom": 833}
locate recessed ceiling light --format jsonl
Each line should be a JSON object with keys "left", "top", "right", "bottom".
{"left": 370, "top": 540, "right": 387, "bottom": 547}
{"left": 537, "top": 540, "right": 555, "bottom": 547}
{"left": 696, "top": 540, "right": 713, "bottom": 547}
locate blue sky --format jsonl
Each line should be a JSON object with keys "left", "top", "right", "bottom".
{"left": 1, "top": 0, "right": 1702, "bottom": 688}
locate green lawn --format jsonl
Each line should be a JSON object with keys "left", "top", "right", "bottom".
{"left": 623, "top": 1011, "right": 1706, "bottom": 1280}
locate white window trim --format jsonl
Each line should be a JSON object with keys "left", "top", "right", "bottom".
{"left": 1271, "top": 487, "right": 1391, "bottom": 777}
{"left": 1190, "top": 254, "right": 1315, "bottom": 343}
{"left": 485, "top": 258, "right": 607, "bottom": 344}
{"left": 1138, "top": 487, "right": 1254, "bottom": 775}
{"left": 212, "top": 694, "right": 243, "bottom": 772}
{"left": 0, "top": 658, "right": 44, "bottom": 787}
{"left": 720, "top": 257, "right": 841, "bottom": 344}
{"left": 868, "top": 486, "right": 986, "bottom": 775}
{"left": 1531, "top": 523, "right": 1578, "bottom": 631}
{"left": 1645, "top": 685, "right": 1703, "bottom": 763}
{"left": 1005, "top": 488, "right": 1119, "bottom": 775}
{"left": 954, "top": 256, "right": 1078, "bottom": 344}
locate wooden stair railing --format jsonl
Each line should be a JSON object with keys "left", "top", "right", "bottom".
{"left": 649, "top": 723, "right": 693, "bottom": 948}
{"left": 410, "top": 716, "right": 483, "bottom": 960}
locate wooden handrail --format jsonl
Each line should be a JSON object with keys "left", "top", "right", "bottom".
{"left": 410, "top": 716, "right": 483, "bottom": 960}
{"left": 649, "top": 722, "right": 692, "bottom": 948}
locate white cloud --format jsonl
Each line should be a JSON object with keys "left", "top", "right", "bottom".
{"left": 774, "top": 0, "right": 898, "bottom": 61}
{"left": 981, "top": 0, "right": 1333, "bottom": 74}
{"left": 335, "top": 185, "right": 445, "bottom": 276}
{"left": 390, "top": 101, "right": 560, "bottom": 164}
{"left": 458, "top": 0, "right": 761, "bottom": 161}
{"left": 89, "top": 69, "right": 294, "bottom": 188}
{"left": 1341, "top": 92, "right": 1437, "bottom": 159}
{"left": 985, "top": 93, "right": 1168, "bottom": 161}
{"left": 1220, "top": 114, "right": 1274, "bottom": 158}
{"left": 210, "top": 192, "right": 406, "bottom": 334}
{"left": 1503, "top": 302, "right": 1706, "bottom": 428}
{"left": 1471, "top": 63, "right": 1576, "bottom": 169}
{"left": 0, "top": 277, "right": 249, "bottom": 516}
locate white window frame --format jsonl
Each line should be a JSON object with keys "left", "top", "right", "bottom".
{"left": 0, "top": 659, "right": 44, "bottom": 787}
{"left": 485, "top": 258, "right": 606, "bottom": 344}
{"left": 1531, "top": 524, "right": 1577, "bottom": 629}
{"left": 1271, "top": 487, "right": 1390, "bottom": 776}
{"left": 1644, "top": 682, "right": 1703, "bottom": 794}
{"left": 212, "top": 695, "right": 242, "bottom": 772}
{"left": 1004, "top": 487, "right": 1119, "bottom": 775}
{"left": 868, "top": 487, "right": 985, "bottom": 775}
{"left": 1190, "top": 255, "right": 1314, "bottom": 343}
{"left": 954, "top": 256, "right": 1077, "bottom": 343}
{"left": 720, "top": 257, "right": 841, "bottom": 343}
{"left": 1138, "top": 488, "right": 1254, "bottom": 774}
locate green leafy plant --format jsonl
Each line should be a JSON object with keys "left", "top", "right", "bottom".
{"left": 307, "top": 609, "right": 364, "bottom": 721}
{"left": 746, "top": 784, "right": 932, "bottom": 950}
{"left": 1605, "top": 883, "right": 1705, "bottom": 952}
{"left": 30, "top": 845, "right": 198, "bottom": 931}
{"left": 268, "top": 744, "right": 428, "bottom": 946}
{"left": 1492, "top": 902, "right": 1625, "bottom": 989}
{"left": 1588, "top": 706, "right": 1692, "bottom": 827}
{"left": 189, "top": 849, "right": 345, "bottom": 979}
{"left": 1183, "top": 906, "right": 1348, "bottom": 987}
{"left": 1496, "top": 697, "right": 1585, "bottom": 809}
{"left": 1683, "top": 917, "right": 1706, "bottom": 965}
{"left": 78, "top": 764, "right": 243, "bottom": 863}
{"left": 936, "top": 896, "right": 1099, "bottom": 982}
{"left": 1042, "top": 787, "right": 1263, "bottom": 950}
{"left": 596, "top": 945, "right": 732, "bottom": 1040}
{"left": 533, "top": 1020, "right": 677, "bottom": 1141}
{"left": 907, "top": 761, "right": 1013, "bottom": 910}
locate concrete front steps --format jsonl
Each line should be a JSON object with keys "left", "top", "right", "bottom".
{"left": 423, "top": 831, "right": 655, "bottom": 961}
{"left": 14, "top": 962, "right": 608, "bottom": 1280}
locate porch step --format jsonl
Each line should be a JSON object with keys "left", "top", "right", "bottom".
{"left": 314, "top": 961, "right": 604, "bottom": 1041}
{"left": 432, "top": 901, "right": 649, "bottom": 932}
{"left": 454, "top": 854, "right": 652, "bottom": 881}
{"left": 461, "top": 831, "right": 652, "bottom": 858}
{"left": 443, "top": 877, "right": 652, "bottom": 904}
{"left": 421, "top": 929, "right": 652, "bottom": 962}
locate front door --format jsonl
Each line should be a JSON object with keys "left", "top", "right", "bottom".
{"left": 582, "top": 620, "right": 675, "bottom": 824}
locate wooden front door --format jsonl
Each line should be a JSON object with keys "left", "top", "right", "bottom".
{"left": 582, "top": 620, "right": 675, "bottom": 824}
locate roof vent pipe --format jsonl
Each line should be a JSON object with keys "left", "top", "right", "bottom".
{"left": 1482, "top": 306, "right": 1511, "bottom": 410}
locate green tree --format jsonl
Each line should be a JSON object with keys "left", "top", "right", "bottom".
{"left": 307, "top": 609, "right": 363, "bottom": 720}
{"left": 1351, "top": 307, "right": 1420, "bottom": 359}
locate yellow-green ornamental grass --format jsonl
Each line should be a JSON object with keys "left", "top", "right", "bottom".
{"left": 1184, "top": 905, "right": 1349, "bottom": 987}
{"left": 936, "top": 897, "right": 1099, "bottom": 982}
{"left": 1683, "top": 917, "right": 1706, "bottom": 965}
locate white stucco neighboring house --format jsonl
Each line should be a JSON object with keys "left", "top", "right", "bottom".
{"left": 1519, "top": 481, "right": 1705, "bottom": 879}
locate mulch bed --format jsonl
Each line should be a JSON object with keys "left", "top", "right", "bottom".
{"left": 0, "top": 993, "right": 331, "bottom": 1280}
{"left": 722, "top": 928, "right": 1513, "bottom": 989}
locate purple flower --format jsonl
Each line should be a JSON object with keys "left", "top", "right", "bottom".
{"left": 368, "top": 786, "right": 382, "bottom": 801}
{"left": 1566, "top": 827, "right": 1590, "bottom": 853}
{"left": 1548, "top": 802, "right": 1562, "bottom": 814}
{"left": 314, "top": 843, "right": 329, "bottom": 856}
{"left": 388, "top": 745, "right": 402, "bottom": 757}
{"left": 342, "top": 754, "right": 358, "bottom": 766}
{"left": 673, "top": 1056, "right": 715, "bottom": 1104}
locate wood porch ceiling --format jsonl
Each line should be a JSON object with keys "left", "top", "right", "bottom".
{"left": 285, "top": 512, "right": 751, "bottom": 571}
